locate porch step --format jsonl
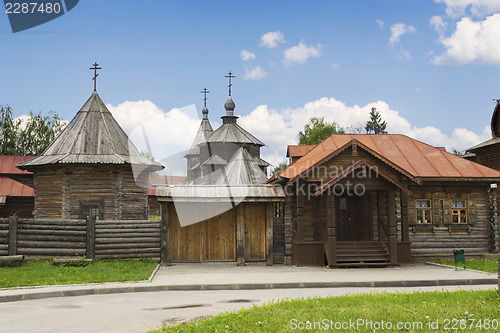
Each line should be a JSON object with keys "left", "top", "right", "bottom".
{"left": 334, "top": 241, "right": 390, "bottom": 268}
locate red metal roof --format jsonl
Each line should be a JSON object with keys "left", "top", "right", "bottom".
{"left": 0, "top": 176, "right": 34, "bottom": 197}
{"left": 0, "top": 156, "right": 35, "bottom": 197}
{"left": 278, "top": 134, "right": 500, "bottom": 180}
{"left": 0, "top": 155, "right": 35, "bottom": 174}
{"left": 286, "top": 145, "right": 316, "bottom": 158}
{"left": 148, "top": 174, "right": 186, "bottom": 195}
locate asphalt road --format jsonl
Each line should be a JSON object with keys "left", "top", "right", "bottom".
{"left": 0, "top": 285, "right": 495, "bottom": 333}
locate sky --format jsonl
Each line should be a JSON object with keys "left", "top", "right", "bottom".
{"left": 1, "top": 0, "right": 500, "bottom": 175}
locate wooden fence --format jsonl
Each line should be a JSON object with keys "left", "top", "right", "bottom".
{"left": 0, "top": 217, "right": 160, "bottom": 259}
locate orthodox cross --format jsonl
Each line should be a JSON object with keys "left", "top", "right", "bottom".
{"left": 225, "top": 71, "right": 235, "bottom": 96}
{"left": 201, "top": 87, "right": 210, "bottom": 107}
{"left": 89, "top": 62, "right": 102, "bottom": 91}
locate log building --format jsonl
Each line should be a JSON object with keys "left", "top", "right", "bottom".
{"left": 270, "top": 134, "right": 500, "bottom": 266}
{"left": 17, "top": 91, "right": 163, "bottom": 220}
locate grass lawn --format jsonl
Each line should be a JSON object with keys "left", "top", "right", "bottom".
{"left": 433, "top": 258, "right": 498, "bottom": 273}
{"left": 0, "top": 258, "right": 157, "bottom": 288}
{"left": 154, "top": 289, "right": 500, "bottom": 332}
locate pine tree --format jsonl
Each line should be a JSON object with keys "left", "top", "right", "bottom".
{"left": 365, "top": 107, "right": 387, "bottom": 134}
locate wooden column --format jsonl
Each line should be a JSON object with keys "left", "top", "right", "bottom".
{"left": 266, "top": 202, "right": 274, "bottom": 266}
{"left": 401, "top": 190, "right": 410, "bottom": 242}
{"left": 326, "top": 193, "right": 336, "bottom": 266}
{"left": 8, "top": 215, "right": 17, "bottom": 256}
{"left": 377, "top": 190, "right": 386, "bottom": 242}
{"left": 160, "top": 202, "right": 171, "bottom": 266}
{"left": 296, "top": 182, "right": 305, "bottom": 242}
{"left": 236, "top": 204, "right": 245, "bottom": 266}
{"left": 387, "top": 188, "right": 398, "bottom": 265}
{"left": 86, "top": 215, "right": 95, "bottom": 260}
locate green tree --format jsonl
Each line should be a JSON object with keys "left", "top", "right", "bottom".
{"left": 272, "top": 160, "right": 289, "bottom": 176}
{"left": 0, "top": 106, "right": 64, "bottom": 155}
{"left": 365, "top": 107, "right": 387, "bottom": 134}
{"left": 298, "top": 117, "right": 344, "bottom": 145}
{"left": 452, "top": 148, "right": 463, "bottom": 157}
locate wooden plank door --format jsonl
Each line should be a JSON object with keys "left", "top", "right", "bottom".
{"left": 244, "top": 204, "right": 266, "bottom": 261}
{"left": 169, "top": 208, "right": 203, "bottom": 262}
{"left": 203, "top": 209, "right": 236, "bottom": 261}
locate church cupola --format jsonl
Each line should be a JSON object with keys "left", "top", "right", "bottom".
{"left": 221, "top": 71, "right": 238, "bottom": 125}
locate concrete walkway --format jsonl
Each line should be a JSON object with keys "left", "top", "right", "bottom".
{"left": 0, "top": 263, "right": 496, "bottom": 303}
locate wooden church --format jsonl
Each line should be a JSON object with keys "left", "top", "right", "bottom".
{"left": 155, "top": 73, "right": 285, "bottom": 265}
{"left": 17, "top": 64, "right": 163, "bottom": 220}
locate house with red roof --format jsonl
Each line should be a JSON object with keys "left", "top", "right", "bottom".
{"left": 0, "top": 155, "right": 35, "bottom": 218}
{"left": 270, "top": 134, "right": 500, "bottom": 267}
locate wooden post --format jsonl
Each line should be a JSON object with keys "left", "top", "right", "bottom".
{"left": 296, "top": 182, "right": 305, "bottom": 242}
{"left": 387, "top": 189, "right": 398, "bottom": 265}
{"left": 401, "top": 190, "right": 410, "bottom": 242}
{"left": 86, "top": 215, "right": 95, "bottom": 260}
{"left": 326, "top": 193, "right": 336, "bottom": 266}
{"left": 266, "top": 202, "right": 274, "bottom": 266}
{"left": 236, "top": 204, "right": 245, "bottom": 266}
{"left": 8, "top": 215, "right": 17, "bottom": 256}
{"left": 160, "top": 202, "right": 171, "bottom": 266}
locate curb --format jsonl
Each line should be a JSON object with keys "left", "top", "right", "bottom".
{"left": 0, "top": 278, "right": 496, "bottom": 304}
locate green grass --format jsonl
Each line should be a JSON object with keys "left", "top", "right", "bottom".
{"left": 433, "top": 258, "right": 498, "bottom": 273}
{"left": 154, "top": 289, "right": 500, "bottom": 332}
{"left": 149, "top": 215, "right": 161, "bottom": 220}
{"left": 0, "top": 258, "right": 157, "bottom": 288}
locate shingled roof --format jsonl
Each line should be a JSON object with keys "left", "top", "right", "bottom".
{"left": 18, "top": 92, "right": 163, "bottom": 170}
{"left": 215, "top": 147, "right": 267, "bottom": 185}
{"left": 275, "top": 134, "right": 500, "bottom": 182}
{"left": 186, "top": 107, "right": 213, "bottom": 156}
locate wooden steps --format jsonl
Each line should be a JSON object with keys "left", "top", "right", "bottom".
{"left": 334, "top": 241, "right": 390, "bottom": 267}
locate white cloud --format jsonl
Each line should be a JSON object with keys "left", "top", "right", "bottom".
{"left": 432, "top": 13, "right": 500, "bottom": 65}
{"left": 283, "top": 42, "right": 322, "bottom": 65}
{"left": 244, "top": 66, "right": 268, "bottom": 80}
{"left": 260, "top": 30, "right": 286, "bottom": 48}
{"left": 376, "top": 19, "right": 385, "bottom": 28}
{"left": 389, "top": 23, "right": 416, "bottom": 45}
{"left": 430, "top": 15, "right": 448, "bottom": 33}
{"left": 239, "top": 97, "right": 488, "bottom": 168}
{"left": 396, "top": 49, "right": 412, "bottom": 59}
{"left": 435, "top": 0, "right": 500, "bottom": 18}
{"left": 106, "top": 100, "right": 209, "bottom": 175}
{"left": 240, "top": 50, "right": 256, "bottom": 61}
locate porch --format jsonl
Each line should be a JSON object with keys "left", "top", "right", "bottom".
{"left": 291, "top": 184, "right": 412, "bottom": 267}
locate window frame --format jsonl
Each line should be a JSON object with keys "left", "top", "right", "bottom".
{"left": 451, "top": 199, "right": 467, "bottom": 224}
{"left": 415, "top": 199, "right": 432, "bottom": 224}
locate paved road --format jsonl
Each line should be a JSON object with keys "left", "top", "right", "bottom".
{"left": 0, "top": 285, "right": 495, "bottom": 333}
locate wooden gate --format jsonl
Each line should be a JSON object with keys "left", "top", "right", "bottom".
{"left": 169, "top": 203, "right": 236, "bottom": 262}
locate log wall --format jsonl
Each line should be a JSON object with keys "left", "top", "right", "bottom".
{"left": 1, "top": 217, "right": 160, "bottom": 259}
{"left": 34, "top": 165, "right": 148, "bottom": 220}
{"left": 408, "top": 184, "right": 496, "bottom": 259}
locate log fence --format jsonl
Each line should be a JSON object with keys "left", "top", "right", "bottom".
{"left": 0, "top": 217, "right": 160, "bottom": 260}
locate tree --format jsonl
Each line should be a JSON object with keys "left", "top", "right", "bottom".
{"left": 0, "top": 106, "right": 64, "bottom": 155}
{"left": 298, "top": 117, "right": 344, "bottom": 145}
{"left": 452, "top": 148, "right": 463, "bottom": 157}
{"left": 271, "top": 160, "right": 289, "bottom": 176}
{"left": 365, "top": 107, "right": 387, "bottom": 134}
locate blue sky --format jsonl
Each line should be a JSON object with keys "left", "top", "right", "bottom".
{"left": 1, "top": 0, "right": 500, "bottom": 172}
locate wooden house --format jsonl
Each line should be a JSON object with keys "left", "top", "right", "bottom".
{"left": 0, "top": 155, "right": 35, "bottom": 218}
{"left": 17, "top": 91, "right": 163, "bottom": 220}
{"left": 270, "top": 134, "right": 500, "bottom": 267}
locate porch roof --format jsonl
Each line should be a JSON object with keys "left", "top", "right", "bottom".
{"left": 273, "top": 134, "right": 500, "bottom": 182}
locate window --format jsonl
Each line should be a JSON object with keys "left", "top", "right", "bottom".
{"left": 452, "top": 200, "right": 467, "bottom": 224}
{"left": 80, "top": 201, "right": 103, "bottom": 220}
{"left": 416, "top": 200, "right": 431, "bottom": 224}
